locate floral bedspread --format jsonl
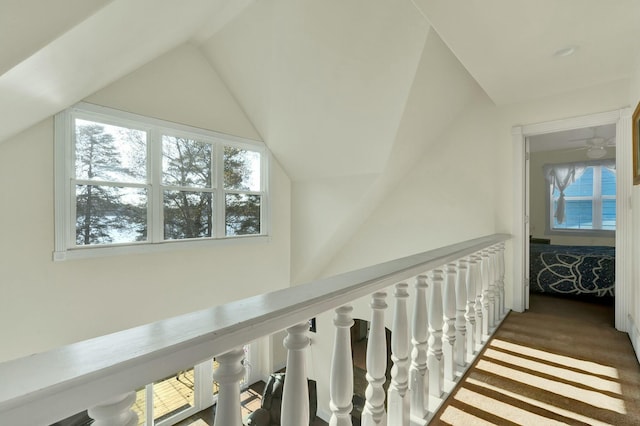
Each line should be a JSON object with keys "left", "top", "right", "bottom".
{"left": 529, "top": 243, "right": 615, "bottom": 298}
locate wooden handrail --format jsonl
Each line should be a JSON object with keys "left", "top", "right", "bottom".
{"left": 0, "top": 233, "right": 509, "bottom": 425}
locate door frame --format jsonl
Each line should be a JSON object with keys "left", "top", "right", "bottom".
{"left": 511, "top": 108, "right": 633, "bottom": 332}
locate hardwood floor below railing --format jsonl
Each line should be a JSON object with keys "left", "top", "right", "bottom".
{"left": 429, "top": 293, "right": 640, "bottom": 425}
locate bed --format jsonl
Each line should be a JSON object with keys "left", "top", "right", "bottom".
{"left": 529, "top": 243, "right": 615, "bottom": 298}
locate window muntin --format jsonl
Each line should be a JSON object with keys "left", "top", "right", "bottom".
{"left": 549, "top": 165, "right": 615, "bottom": 232}
{"left": 55, "top": 103, "right": 268, "bottom": 259}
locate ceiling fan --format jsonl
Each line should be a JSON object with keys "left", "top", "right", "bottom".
{"left": 569, "top": 128, "right": 615, "bottom": 159}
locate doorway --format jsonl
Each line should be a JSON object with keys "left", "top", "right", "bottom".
{"left": 511, "top": 108, "right": 633, "bottom": 332}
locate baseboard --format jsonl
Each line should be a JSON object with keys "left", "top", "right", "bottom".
{"left": 628, "top": 314, "right": 640, "bottom": 365}
{"left": 316, "top": 407, "right": 332, "bottom": 424}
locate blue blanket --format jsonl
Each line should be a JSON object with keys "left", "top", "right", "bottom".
{"left": 529, "top": 243, "right": 615, "bottom": 298}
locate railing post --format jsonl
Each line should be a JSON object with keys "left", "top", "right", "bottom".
{"left": 88, "top": 392, "right": 138, "bottom": 426}
{"left": 465, "top": 255, "right": 477, "bottom": 357}
{"left": 388, "top": 283, "right": 410, "bottom": 426}
{"left": 455, "top": 259, "right": 468, "bottom": 367}
{"left": 409, "top": 276, "right": 428, "bottom": 419}
{"left": 282, "top": 322, "right": 311, "bottom": 426}
{"left": 363, "top": 292, "right": 388, "bottom": 426}
{"left": 473, "top": 253, "right": 484, "bottom": 345}
{"left": 213, "top": 347, "right": 245, "bottom": 426}
{"left": 428, "top": 269, "right": 444, "bottom": 397}
{"left": 480, "top": 250, "right": 491, "bottom": 338}
{"left": 442, "top": 263, "right": 457, "bottom": 382}
{"left": 490, "top": 246, "right": 500, "bottom": 326}
{"left": 330, "top": 305, "right": 354, "bottom": 426}
{"left": 498, "top": 242, "right": 507, "bottom": 317}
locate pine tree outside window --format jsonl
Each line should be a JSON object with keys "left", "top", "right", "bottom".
{"left": 54, "top": 103, "right": 268, "bottom": 260}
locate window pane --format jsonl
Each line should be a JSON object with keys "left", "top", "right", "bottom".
{"left": 162, "top": 136, "right": 212, "bottom": 188}
{"left": 553, "top": 199, "right": 592, "bottom": 229}
{"left": 164, "top": 190, "right": 213, "bottom": 239}
{"left": 602, "top": 168, "right": 616, "bottom": 196}
{"left": 75, "top": 119, "right": 147, "bottom": 183}
{"left": 224, "top": 147, "right": 261, "bottom": 191}
{"left": 603, "top": 199, "right": 616, "bottom": 230}
{"left": 76, "top": 185, "right": 147, "bottom": 245}
{"left": 564, "top": 167, "right": 593, "bottom": 197}
{"left": 226, "top": 194, "right": 261, "bottom": 236}
{"left": 153, "top": 369, "right": 194, "bottom": 422}
{"left": 132, "top": 387, "right": 146, "bottom": 426}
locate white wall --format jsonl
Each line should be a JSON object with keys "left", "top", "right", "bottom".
{"left": 529, "top": 148, "right": 616, "bottom": 246}
{"left": 302, "top": 25, "right": 504, "bottom": 416}
{"left": 304, "top": 73, "right": 632, "bottom": 421}
{"left": 0, "top": 44, "right": 292, "bottom": 363}
{"left": 627, "top": 52, "right": 640, "bottom": 361}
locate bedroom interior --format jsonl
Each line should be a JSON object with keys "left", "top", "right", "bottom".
{"left": 528, "top": 124, "right": 616, "bottom": 303}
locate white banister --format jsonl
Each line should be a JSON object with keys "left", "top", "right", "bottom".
{"left": 388, "top": 283, "right": 410, "bottom": 426}
{"left": 490, "top": 246, "right": 500, "bottom": 327}
{"left": 213, "top": 348, "right": 245, "bottom": 426}
{"left": 455, "top": 259, "right": 468, "bottom": 367}
{"left": 282, "top": 322, "right": 311, "bottom": 426}
{"left": 498, "top": 242, "right": 507, "bottom": 317}
{"left": 442, "top": 263, "right": 457, "bottom": 382}
{"left": 363, "top": 292, "right": 388, "bottom": 426}
{"left": 88, "top": 392, "right": 138, "bottom": 426}
{"left": 465, "top": 255, "right": 477, "bottom": 358}
{"left": 480, "top": 250, "right": 491, "bottom": 338}
{"left": 427, "top": 269, "right": 444, "bottom": 398}
{"left": 0, "top": 233, "right": 509, "bottom": 426}
{"left": 472, "top": 253, "right": 484, "bottom": 347}
{"left": 486, "top": 247, "right": 496, "bottom": 329}
{"left": 329, "top": 305, "right": 354, "bottom": 426}
{"left": 409, "top": 276, "right": 428, "bottom": 419}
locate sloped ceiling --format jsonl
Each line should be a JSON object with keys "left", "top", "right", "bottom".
{"left": 2, "top": 0, "right": 638, "bottom": 283}
{"left": 0, "top": 0, "right": 256, "bottom": 144}
{"left": 199, "top": 0, "right": 429, "bottom": 181}
{"left": 414, "top": 0, "right": 640, "bottom": 105}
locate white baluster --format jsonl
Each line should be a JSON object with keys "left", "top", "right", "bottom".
{"left": 484, "top": 247, "right": 496, "bottom": 330}
{"left": 455, "top": 259, "right": 468, "bottom": 367}
{"left": 409, "top": 276, "right": 428, "bottom": 419}
{"left": 363, "top": 292, "right": 388, "bottom": 426}
{"left": 465, "top": 256, "right": 477, "bottom": 358}
{"left": 427, "top": 270, "right": 444, "bottom": 397}
{"left": 442, "top": 263, "right": 456, "bottom": 382}
{"left": 213, "top": 348, "right": 245, "bottom": 426}
{"left": 330, "top": 305, "right": 354, "bottom": 426}
{"left": 473, "top": 254, "right": 484, "bottom": 346}
{"left": 490, "top": 246, "right": 500, "bottom": 326}
{"left": 388, "top": 283, "right": 410, "bottom": 426}
{"left": 282, "top": 322, "right": 311, "bottom": 426}
{"left": 480, "top": 250, "right": 491, "bottom": 338}
{"left": 498, "top": 242, "right": 507, "bottom": 317}
{"left": 88, "top": 392, "right": 138, "bottom": 426}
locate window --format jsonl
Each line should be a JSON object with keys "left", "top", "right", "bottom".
{"left": 55, "top": 103, "right": 268, "bottom": 260}
{"left": 545, "top": 161, "right": 616, "bottom": 235}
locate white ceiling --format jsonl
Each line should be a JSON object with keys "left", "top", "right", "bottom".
{"left": 413, "top": 0, "right": 640, "bottom": 105}
{"left": 528, "top": 123, "right": 616, "bottom": 153}
{"left": 0, "top": 0, "right": 638, "bottom": 148}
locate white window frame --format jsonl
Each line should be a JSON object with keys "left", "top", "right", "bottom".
{"left": 545, "top": 164, "right": 615, "bottom": 237}
{"left": 54, "top": 102, "right": 270, "bottom": 261}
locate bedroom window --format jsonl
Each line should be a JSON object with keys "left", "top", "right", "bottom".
{"left": 54, "top": 103, "right": 269, "bottom": 260}
{"left": 545, "top": 161, "right": 615, "bottom": 234}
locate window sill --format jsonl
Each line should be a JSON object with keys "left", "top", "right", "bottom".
{"left": 53, "top": 235, "right": 271, "bottom": 261}
{"left": 544, "top": 228, "right": 615, "bottom": 239}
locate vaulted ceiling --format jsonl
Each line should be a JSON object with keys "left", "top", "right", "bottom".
{"left": 2, "top": 0, "right": 638, "bottom": 282}
{"left": 2, "top": 0, "right": 639, "bottom": 168}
